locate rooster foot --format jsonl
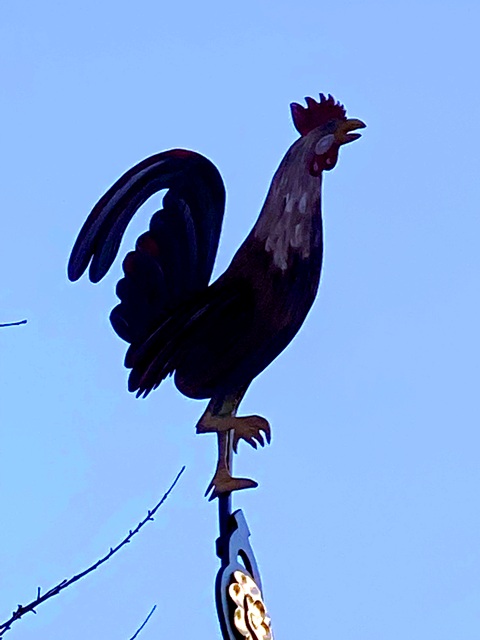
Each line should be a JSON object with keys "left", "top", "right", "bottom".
{"left": 232, "top": 415, "right": 271, "bottom": 453}
{"left": 205, "top": 467, "right": 258, "bottom": 501}
{"left": 197, "top": 413, "right": 271, "bottom": 452}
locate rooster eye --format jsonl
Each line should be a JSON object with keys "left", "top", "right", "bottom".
{"left": 315, "top": 134, "right": 335, "bottom": 155}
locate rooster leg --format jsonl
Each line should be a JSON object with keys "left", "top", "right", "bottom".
{"left": 198, "top": 389, "right": 271, "bottom": 500}
{"left": 204, "top": 430, "right": 258, "bottom": 501}
{"left": 196, "top": 395, "right": 271, "bottom": 453}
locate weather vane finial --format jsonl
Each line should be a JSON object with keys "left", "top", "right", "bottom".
{"left": 68, "top": 92, "right": 365, "bottom": 637}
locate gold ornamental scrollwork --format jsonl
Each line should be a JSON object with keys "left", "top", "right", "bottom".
{"left": 228, "top": 570, "right": 273, "bottom": 640}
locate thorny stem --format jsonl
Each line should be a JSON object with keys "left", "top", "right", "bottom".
{"left": 0, "top": 466, "right": 185, "bottom": 638}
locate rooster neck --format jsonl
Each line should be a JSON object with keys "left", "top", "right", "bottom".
{"left": 253, "top": 140, "right": 323, "bottom": 271}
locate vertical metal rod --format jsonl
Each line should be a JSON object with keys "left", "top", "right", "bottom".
{"left": 218, "top": 429, "right": 233, "bottom": 544}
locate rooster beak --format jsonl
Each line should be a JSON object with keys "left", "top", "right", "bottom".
{"left": 335, "top": 118, "right": 366, "bottom": 145}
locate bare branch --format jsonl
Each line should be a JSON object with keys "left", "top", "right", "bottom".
{"left": 128, "top": 605, "right": 157, "bottom": 640}
{"left": 0, "top": 466, "right": 185, "bottom": 637}
{"left": 0, "top": 320, "right": 27, "bottom": 327}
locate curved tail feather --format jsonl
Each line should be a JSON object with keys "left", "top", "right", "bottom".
{"left": 68, "top": 149, "right": 226, "bottom": 352}
{"left": 68, "top": 150, "right": 225, "bottom": 284}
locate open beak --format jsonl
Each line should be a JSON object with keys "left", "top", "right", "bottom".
{"left": 335, "top": 118, "right": 366, "bottom": 145}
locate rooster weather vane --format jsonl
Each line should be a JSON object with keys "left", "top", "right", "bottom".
{"left": 68, "top": 93, "right": 365, "bottom": 638}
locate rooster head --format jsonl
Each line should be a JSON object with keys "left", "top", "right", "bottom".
{"left": 291, "top": 94, "right": 365, "bottom": 176}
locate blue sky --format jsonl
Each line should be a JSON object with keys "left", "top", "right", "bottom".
{"left": 1, "top": 1, "right": 480, "bottom": 638}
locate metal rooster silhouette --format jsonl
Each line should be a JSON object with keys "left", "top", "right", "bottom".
{"left": 68, "top": 93, "right": 365, "bottom": 499}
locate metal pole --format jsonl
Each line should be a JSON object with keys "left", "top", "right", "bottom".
{"left": 217, "top": 429, "right": 233, "bottom": 540}
{"left": 214, "top": 428, "right": 273, "bottom": 639}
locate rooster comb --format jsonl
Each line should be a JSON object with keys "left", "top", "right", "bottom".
{"left": 290, "top": 94, "right": 347, "bottom": 136}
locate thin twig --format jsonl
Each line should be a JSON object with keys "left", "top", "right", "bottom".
{"left": 0, "top": 320, "right": 27, "bottom": 327}
{"left": 128, "top": 605, "right": 157, "bottom": 640}
{"left": 0, "top": 466, "right": 185, "bottom": 638}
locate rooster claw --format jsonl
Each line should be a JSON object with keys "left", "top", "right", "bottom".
{"left": 205, "top": 468, "right": 258, "bottom": 501}
{"left": 232, "top": 415, "right": 271, "bottom": 453}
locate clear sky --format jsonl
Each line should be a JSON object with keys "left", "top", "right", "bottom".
{"left": 1, "top": 1, "right": 480, "bottom": 638}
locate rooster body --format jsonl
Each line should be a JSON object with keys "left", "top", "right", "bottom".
{"left": 68, "top": 94, "right": 364, "bottom": 497}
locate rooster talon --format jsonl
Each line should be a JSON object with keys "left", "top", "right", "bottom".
{"left": 207, "top": 487, "right": 219, "bottom": 501}
{"left": 204, "top": 478, "right": 215, "bottom": 498}
{"left": 206, "top": 468, "right": 258, "bottom": 500}
{"left": 263, "top": 423, "right": 272, "bottom": 444}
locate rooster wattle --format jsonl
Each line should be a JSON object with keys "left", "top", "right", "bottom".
{"left": 68, "top": 94, "right": 365, "bottom": 498}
